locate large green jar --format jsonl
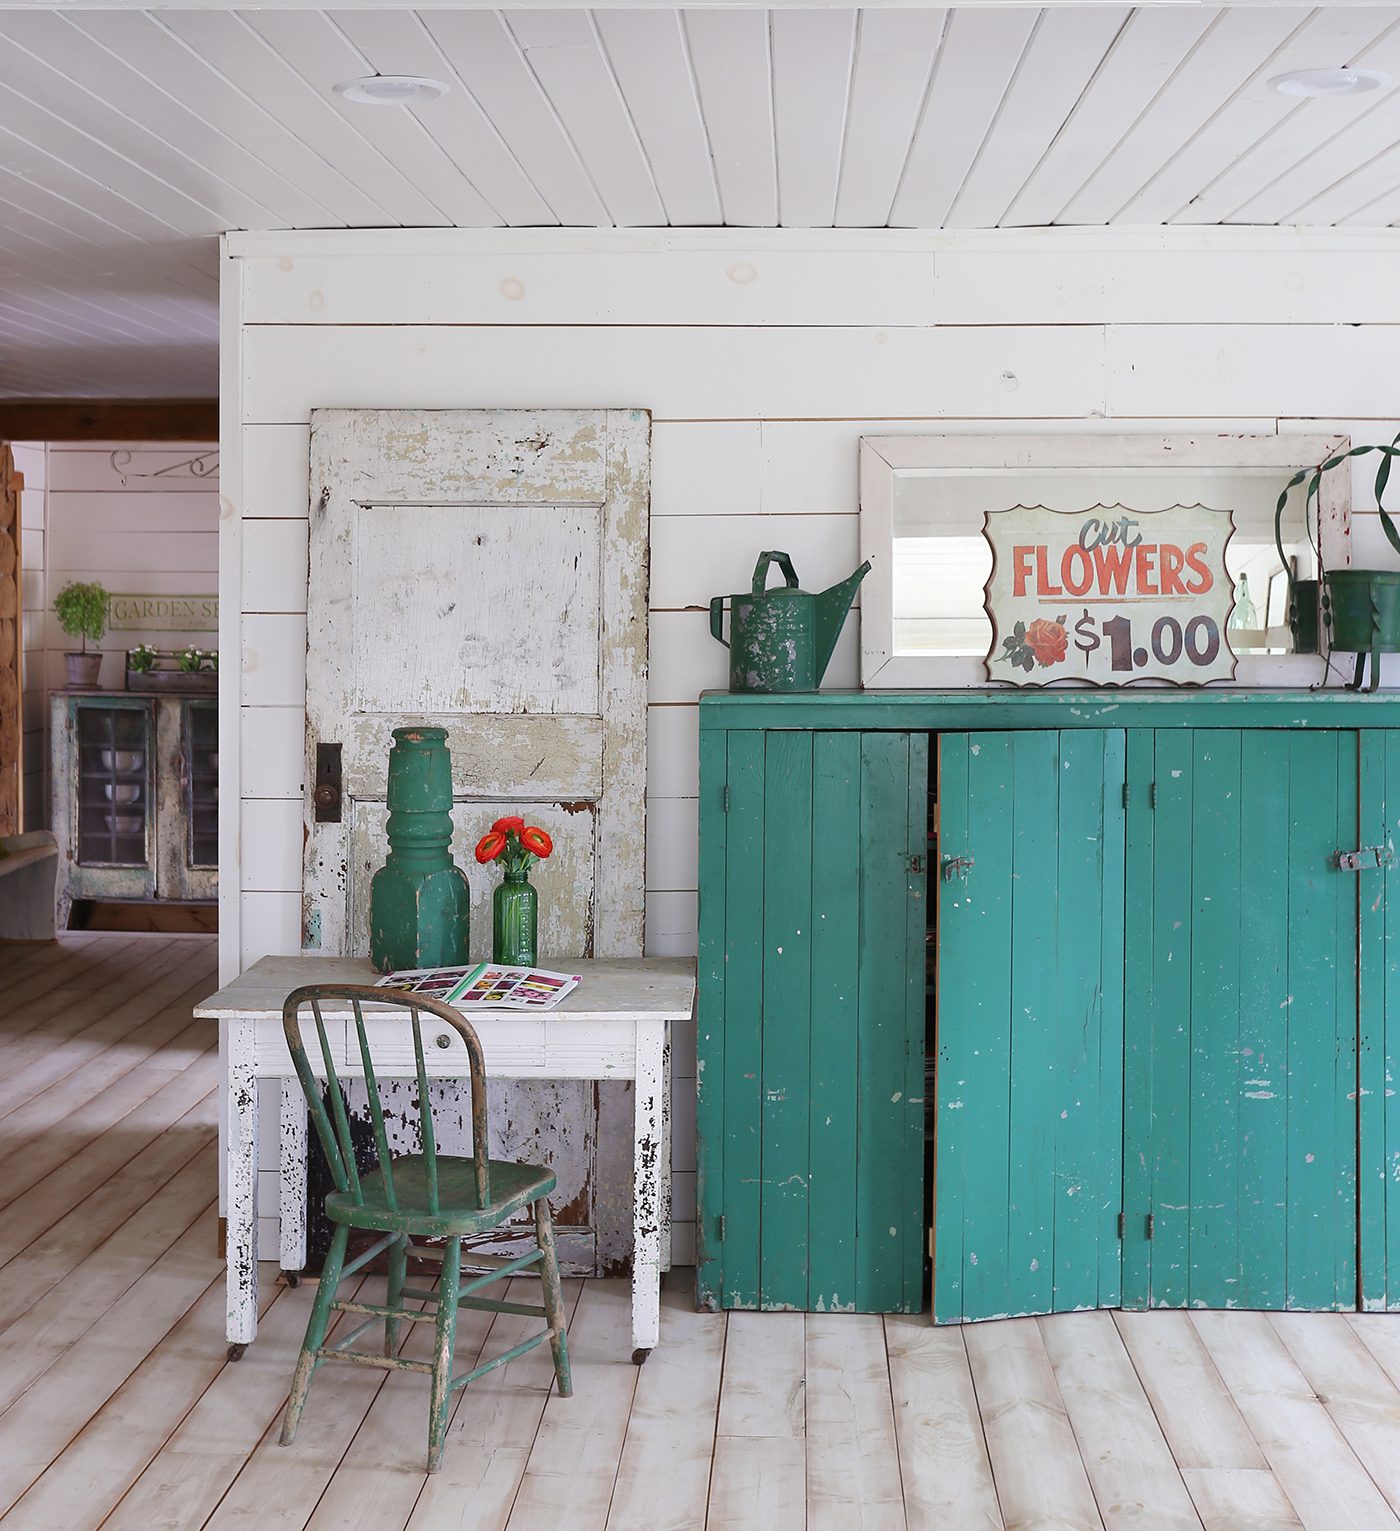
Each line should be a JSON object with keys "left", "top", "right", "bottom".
{"left": 369, "top": 726, "right": 470, "bottom": 973}
{"left": 492, "top": 868, "right": 537, "bottom": 966}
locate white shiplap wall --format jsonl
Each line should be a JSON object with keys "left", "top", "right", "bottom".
{"left": 11, "top": 443, "right": 46, "bottom": 832}
{"left": 223, "top": 225, "right": 1400, "bottom": 1262}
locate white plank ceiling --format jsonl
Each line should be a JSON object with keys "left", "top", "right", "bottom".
{"left": 5, "top": 5, "right": 1400, "bottom": 397}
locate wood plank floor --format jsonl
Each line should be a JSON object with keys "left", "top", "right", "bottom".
{"left": 6, "top": 936, "right": 1400, "bottom": 1530}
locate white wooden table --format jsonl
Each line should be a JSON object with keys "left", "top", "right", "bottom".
{"left": 196, "top": 954, "right": 696, "bottom": 1363}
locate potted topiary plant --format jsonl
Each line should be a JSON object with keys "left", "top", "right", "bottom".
{"left": 1276, "top": 434, "right": 1400, "bottom": 689}
{"left": 53, "top": 581, "right": 110, "bottom": 689}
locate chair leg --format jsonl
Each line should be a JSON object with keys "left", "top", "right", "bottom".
{"left": 280, "top": 1221, "right": 349, "bottom": 1447}
{"left": 535, "top": 1197, "right": 572, "bottom": 1398}
{"left": 427, "top": 1235, "right": 461, "bottom": 1474}
{"left": 385, "top": 1233, "right": 408, "bottom": 1356}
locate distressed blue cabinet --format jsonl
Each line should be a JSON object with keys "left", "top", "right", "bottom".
{"left": 698, "top": 691, "right": 1400, "bottom": 1320}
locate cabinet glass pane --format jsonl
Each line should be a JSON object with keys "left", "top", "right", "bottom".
{"left": 76, "top": 706, "right": 149, "bottom": 866}
{"left": 185, "top": 703, "right": 218, "bottom": 869}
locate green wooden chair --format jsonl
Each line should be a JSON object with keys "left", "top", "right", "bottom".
{"left": 278, "top": 983, "right": 572, "bottom": 1473}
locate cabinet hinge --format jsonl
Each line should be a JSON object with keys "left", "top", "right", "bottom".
{"left": 1149, "top": 782, "right": 1157, "bottom": 810}
{"left": 718, "top": 1215, "right": 726, "bottom": 1242}
{"left": 1145, "top": 1212, "right": 1155, "bottom": 1240}
{"left": 722, "top": 785, "right": 729, "bottom": 813}
{"left": 1122, "top": 782, "right": 1129, "bottom": 810}
{"left": 909, "top": 854, "right": 925, "bottom": 875}
{"left": 1117, "top": 1211, "right": 1125, "bottom": 1240}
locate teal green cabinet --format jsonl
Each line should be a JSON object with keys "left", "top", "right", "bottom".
{"left": 699, "top": 691, "right": 1400, "bottom": 1322}
{"left": 696, "top": 728, "right": 927, "bottom": 1312}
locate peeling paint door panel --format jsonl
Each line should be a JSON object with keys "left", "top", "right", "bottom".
{"left": 1123, "top": 728, "right": 1359, "bottom": 1313}
{"left": 303, "top": 408, "right": 650, "bottom": 1274}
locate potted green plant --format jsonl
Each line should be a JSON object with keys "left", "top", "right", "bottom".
{"left": 1276, "top": 434, "right": 1400, "bottom": 689}
{"left": 53, "top": 581, "right": 110, "bottom": 689}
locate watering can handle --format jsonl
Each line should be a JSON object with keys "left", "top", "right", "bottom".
{"left": 709, "top": 596, "right": 729, "bottom": 648}
{"left": 752, "top": 550, "right": 800, "bottom": 595}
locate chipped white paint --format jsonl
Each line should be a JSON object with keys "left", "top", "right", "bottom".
{"left": 278, "top": 1077, "right": 308, "bottom": 1273}
{"left": 302, "top": 406, "right": 651, "bottom": 1273}
{"left": 199, "top": 952, "right": 694, "bottom": 1358}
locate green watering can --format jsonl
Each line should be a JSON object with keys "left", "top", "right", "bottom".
{"left": 710, "top": 550, "right": 871, "bottom": 693}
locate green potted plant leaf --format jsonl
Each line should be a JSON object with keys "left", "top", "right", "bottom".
{"left": 53, "top": 581, "right": 110, "bottom": 689}
{"left": 1276, "top": 434, "right": 1400, "bottom": 689}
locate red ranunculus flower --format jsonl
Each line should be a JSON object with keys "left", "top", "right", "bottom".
{"left": 475, "top": 830, "right": 507, "bottom": 864}
{"left": 491, "top": 815, "right": 526, "bottom": 836}
{"left": 1025, "top": 618, "right": 1068, "bottom": 667}
{"left": 520, "top": 826, "right": 553, "bottom": 858}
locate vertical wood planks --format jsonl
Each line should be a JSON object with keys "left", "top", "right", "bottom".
{"left": 1098, "top": 729, "right": 1128, "bottom": 1310}
{"left": 932, "top": 732, "right": 970, "bottom": 1324}
{"left": 1286, "top": 729, "right": 1341, "bottom": 1310}
{"left": 1121, "top": 728, "right": 1158, "bottom": 1310}
{"left": 903, "top": 732, "right": 931, "bottom": 1315}
{"left": 759, "top": 731, "right": 814, "bottom": 1310}
{"left": 721, "top": 731, "right": 765, "bottom": 1310}
{"left": 1332, "top": 733, "right": 1360, "bottom": 1312}
{"left": 1148, "top": 728, "right": 1195, "bottom": 1309}
{"left": 1006, "top": 729, "right": 1059, "bottom": 1317}
{"left": 695, "top": 724, "right": 729, "bottom": 1309}
{"left": 1189, "top": 729, "right": 1243, "bottom": 1309}
{"left": 809, "top": 732, "right": 861, "bottom": 1312}
{"left": 1358, "top": 730, "right": 1388, "bottom": 1308}
{"left": 855, "top": 731, "right": 914, "bottom": 1312}
{"left": 1382, "top": 733, "right": 1400, "bottom": 1308}
{"left": 1238, "top": 732, "right": 1291, "bottom": 1312}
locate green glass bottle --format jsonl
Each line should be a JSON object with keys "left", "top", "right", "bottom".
{"left": 369, "top": 726, "right": 470, "bottom": 973}
{"left": 492, "top": 868, "right": 537, "bottom": 966}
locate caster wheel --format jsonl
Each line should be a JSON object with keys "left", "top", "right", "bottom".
{"left": 227, "top": 1343, "right": 248, "bottom": 1362}
{"left": 280, "top": 1270, "right": 302, "bottom": 1288}
{"left": 631, "top": 1347, "right": 651, "bottom": 1366}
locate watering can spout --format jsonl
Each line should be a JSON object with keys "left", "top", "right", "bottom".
{"left": 814, "top": 559, "right": 872, "bottom": 680}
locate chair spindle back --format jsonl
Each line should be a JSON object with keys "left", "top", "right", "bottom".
{"left": 283, "top": 984, "right": 492, "bottom": 1212}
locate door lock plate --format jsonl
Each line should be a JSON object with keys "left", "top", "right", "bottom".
{"left": 314, "top": 742, "right": 342, "bottom": 824}
{"left": 1334, "top": 845, "right": 1395, "bottom": 872}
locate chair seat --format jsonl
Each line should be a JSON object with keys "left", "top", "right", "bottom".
{"left": 325, "top": 1154, "right": 557, "bottom": 1236}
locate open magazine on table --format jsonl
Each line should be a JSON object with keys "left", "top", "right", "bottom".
{"left": 373, "top": 961, "right": 581, "bottom": 1011}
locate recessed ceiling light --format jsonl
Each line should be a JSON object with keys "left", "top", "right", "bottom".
{"left": 333, "top": 75, "right": 448, "bottom": 107}
{"left": 1272, "top": 67, "right": 1389, "bottom": 98}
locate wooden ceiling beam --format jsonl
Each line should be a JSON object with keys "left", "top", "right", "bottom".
{"left": 0, "top": 399, "right": 218, "bottom": 443}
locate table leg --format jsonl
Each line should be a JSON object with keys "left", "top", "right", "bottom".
{"left": 279, "top": 1078, "right": 308, "bottom": 1284}
{"left": 226, "top": 1021, "right": 259, "bottom": 1360}
{"left": 631, "top": 1021, "right": 666, "bottom": 1363}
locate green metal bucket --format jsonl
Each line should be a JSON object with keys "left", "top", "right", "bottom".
{"left": 1323, "top": 570, "right": 1400, "bottom": 654}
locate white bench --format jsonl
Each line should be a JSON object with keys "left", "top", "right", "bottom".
{"left": 0, "top": 831, "right": 59, "bottom": 940}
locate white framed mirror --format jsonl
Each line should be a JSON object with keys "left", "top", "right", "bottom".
{"left": 858, "top": 433, "right": 1350, "bottom": 689}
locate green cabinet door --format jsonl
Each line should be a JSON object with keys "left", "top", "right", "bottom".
{"left": 934, "top": 729, "right": 1127, "bottom": 1323}
{"left": 696, "top": 729, "right": 928, "bottom": 1314}
{"left": 1124, "top": 729, "right": 1360, "bottom": 1312}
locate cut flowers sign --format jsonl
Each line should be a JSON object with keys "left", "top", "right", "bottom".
{"left": 984, "top": 505, "right": 1236, "bottom": 687}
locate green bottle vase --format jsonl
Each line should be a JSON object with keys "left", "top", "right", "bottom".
{"left": 369, "top": 726, "right": 470, "bottom": 974}
{"left": 492, "top": 870, "right": 537, "bottom": 966}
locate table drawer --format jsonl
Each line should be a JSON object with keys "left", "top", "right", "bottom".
{"left": 252, "top": 1015, "right": 343, "bottom": 1071}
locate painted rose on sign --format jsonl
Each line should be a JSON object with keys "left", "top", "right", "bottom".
{"left": 999, "top": 616, "right": 1069, "bottom": 673}
{"left": 984, "top": 505, "right": 1236, "bottom": 687}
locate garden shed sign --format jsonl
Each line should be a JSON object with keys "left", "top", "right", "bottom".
{"left": 984, "top": 505, "right": 1236, "bottom": 686}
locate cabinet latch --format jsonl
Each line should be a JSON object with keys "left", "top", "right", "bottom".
{"left": 1334, "top": 845, "right": 1395, "bottom": 872}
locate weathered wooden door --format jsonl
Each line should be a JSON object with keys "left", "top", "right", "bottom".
{"left": 303, "top": 408, "right": 650, "bottom": 1271}
{"left": 934, "top": 729, "right": 1127, "bottom": 1324}
{"left": 1122, "top": 729, "right": 1359, "bottom": 1312}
